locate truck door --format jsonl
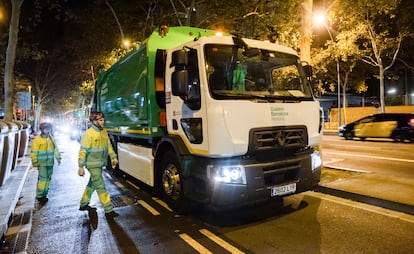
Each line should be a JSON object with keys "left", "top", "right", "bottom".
{"left": 166, "top": 47, "right": 209, "bottom": 153}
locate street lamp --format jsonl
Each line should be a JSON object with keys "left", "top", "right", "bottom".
{"left": 122, "top": 38, "right": 131, "bottom": 48}
{"left": 314, "top": 13, "right": 341, "bottom": 127}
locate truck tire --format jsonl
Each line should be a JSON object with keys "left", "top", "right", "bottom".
{"left": 159, "top": 151, "right": 190, "bottom": 214}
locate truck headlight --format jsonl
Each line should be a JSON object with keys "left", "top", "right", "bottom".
{"left": 311, "top": 151, "right": 322, "bottom": 171}
{"left": 208, "top": 165, "right": 246, "bottom": 184}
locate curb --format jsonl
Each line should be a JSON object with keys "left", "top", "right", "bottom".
{"left": 0, "top": 156, "right": 31, "bottom": 240}
{"left": 0, "top": 155, "right": 32, "bottom": 253}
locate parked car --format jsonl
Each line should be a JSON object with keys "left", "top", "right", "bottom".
{"left": 338, "top": 113, "right": 414, "bottom": 142}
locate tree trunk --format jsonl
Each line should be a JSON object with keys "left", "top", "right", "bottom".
{"left": 379, "top": 65, "right": 385, "bottom": 113}
{"left": 300, "top": 0, "right": 312, "bottom": 63}
{"left": 3, "top": 0, "right": 24, "bottom": 121}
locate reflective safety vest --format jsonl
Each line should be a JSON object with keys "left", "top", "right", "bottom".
{"left": 78, "top": 125, "right": 116, "bottom": 169}
{"left": 31, "top": 135, "right": 61, "bottom": 167}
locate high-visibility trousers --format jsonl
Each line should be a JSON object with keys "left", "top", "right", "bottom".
{"left": 36, "top": 166, "right": 53, "bottom": 199}
{"left": 80, "top": 167, "right": 113, "bottom": 213}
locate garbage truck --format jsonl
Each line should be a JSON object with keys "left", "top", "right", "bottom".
{"left": 93, "top": 26, "right": 323, "bottom": 213}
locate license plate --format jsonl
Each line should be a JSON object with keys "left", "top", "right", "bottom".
{"left": 270, "top": 183, "right": 296, "bottom": 197}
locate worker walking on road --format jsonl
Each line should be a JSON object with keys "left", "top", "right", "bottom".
{"left": 78, "top": 112, "right": 119, "bottom": 218}
{"left": 31, "top": 122, "right": 61, "bottom": 204}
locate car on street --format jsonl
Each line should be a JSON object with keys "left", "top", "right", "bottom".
{"left": 338, "top": 113, "right": 414, "bottom": 142}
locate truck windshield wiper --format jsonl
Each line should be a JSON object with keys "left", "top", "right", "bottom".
{"left": 213, "top": 91, "right": 312, "bottom": 101}
{"left": 263, "top": 94, "right": 313, "bottom": 101}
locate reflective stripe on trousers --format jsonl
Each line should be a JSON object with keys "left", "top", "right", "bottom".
{"left": 80, "top": 167, "right": 113, "bottom": 213}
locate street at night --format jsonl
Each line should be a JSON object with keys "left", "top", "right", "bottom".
{"left": 1, "top": 133, "right": 412, "bottom": 253}
{"left": 1, "top": 1, "right": 414, "bottom": 254}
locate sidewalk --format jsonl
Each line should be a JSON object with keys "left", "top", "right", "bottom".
{"left": 0, "top": 155, "right": 33, "bottom": 253}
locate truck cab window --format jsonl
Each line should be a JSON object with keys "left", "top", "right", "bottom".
{"left": 171, "top": 49, "right": 201, "bottom": 110}
{"left": 205, "top": 44, "right": 313, "bottom": 101}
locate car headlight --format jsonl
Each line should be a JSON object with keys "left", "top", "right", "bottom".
{"left": 208, "top": 165, "right": 246, "bottom": 184}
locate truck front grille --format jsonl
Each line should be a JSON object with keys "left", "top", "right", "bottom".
{"left": 248, "top": 125, "right": 308, "bottom": 153}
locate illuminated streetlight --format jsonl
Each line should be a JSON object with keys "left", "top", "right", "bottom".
{"left": 0, "top": 8, "right": 4, "bottom": 21}
{"left": 314, "top": 13, "right": 342, "bottom": 127}
{"left": 122, "top": 39, "right": 131, "bottom": 48}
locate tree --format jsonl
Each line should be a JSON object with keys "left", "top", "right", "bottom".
{"left": 333, "top": 0, "right": 409, "bottom": 113}
{"left": 3, "top": 0, "right": 24, "bottom": 121}
{"left": 313, "top": 20, "right": 369, "bottom": 123}
{"left": 6, "top": 0, "right": 317, "bottom": 119}
{"left": 300, "top": 0, "right": 313, "bottom": 63}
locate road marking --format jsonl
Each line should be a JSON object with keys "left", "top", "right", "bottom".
{"left": 324, "top": 151, "right": 414, "bottom": 163}
{"left": 323, "top": 158, "right": 344, "bottom": 164}
{"left": 324, "top": 165, "right": 371, "bottom": 173}
{"left": 306, "top": 191, "right": 414, "bottom": 223}
{"left": 137, "top": 200, "right": 160, "bottom": 216}
{"left": 126, "top": 180, "right": 140, "bottom": 190}
{"left": 199, "top": 229, "right": 245, "bottom": 254}
{"left": 179, "top": 233, "right": 213, "bottom": 254}
{"left": 152, "top": 197, "right": 173, "bottom": 212}
{"left": 114, "top": 181, "right": 125, "bottom": 189}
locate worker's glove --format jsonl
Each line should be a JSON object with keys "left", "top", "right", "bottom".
{"left": 111, "top": 158, "right": 118, "bottom": 169}
{"left": 57, "top": 158, "right": 61, "bottom": 166}
{"left": 78, "top": 167, "right": 85, "bottom": 177}
{"left": 32, "top": 162, "right": 38, "bottom": 169}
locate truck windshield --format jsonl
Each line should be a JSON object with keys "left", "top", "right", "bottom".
{"left": 205, "top": 44, "right": 313, "bottom": 101}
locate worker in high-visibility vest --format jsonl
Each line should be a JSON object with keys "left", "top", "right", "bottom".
{"left": 78, "top": 112, "right": 118, "bottom": 218}
{"left": 31, "top": 122, "right": 61, "bottom": 204}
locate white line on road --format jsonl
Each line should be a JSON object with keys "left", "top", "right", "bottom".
{"left": 137, "top": 199, "right": 160, "bottom": 216}
{"left": 179, "top": 233, "right": 213, "bottom": 254}
{"left": 324, "top": 151, "right": 414, "bottom": 163}
{"left": 199, "top": 229, "right": 245, "bottom": 254}
{"left": 306, "top": 191, "right": 414, "bottom": 223}
{"left": 323, "top": 158, "right": 344, "bottom": 164}
{"left": 324, "top": 165, "right": 371, "bottom": 173}
{"left": 152, "top": 197, "right": 173, "bottom": 212}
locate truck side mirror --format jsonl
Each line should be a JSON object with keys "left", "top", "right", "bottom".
{"left": 302, "top": 64, "right": 313, "bottom": 78}
{"left": 171, "top": 49, "right": 188, "bottom": 67}
{"left": 172, "top": 69, "right": 189, "bottom": 96}
{"left": 243, "top": 48, "right": 260, "bottom": 57}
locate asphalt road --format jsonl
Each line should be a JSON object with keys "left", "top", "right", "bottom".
{"left": 21, "top": 134, "right": 414, "bottom": 253}
{"left": 322, "top": 135, "right": 414, "bottom": 175}
{"left": 321, "top": 135, "right": 414, "bottom": 207}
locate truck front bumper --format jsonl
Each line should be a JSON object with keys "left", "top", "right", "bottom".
{"left": 183, "top": 149, "right": 321, "bottom": 211}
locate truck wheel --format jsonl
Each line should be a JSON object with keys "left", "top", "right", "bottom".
{"left": 159, "top": 151, "right": 190, "bottom": 214}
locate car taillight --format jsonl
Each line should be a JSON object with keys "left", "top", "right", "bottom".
{"left": 409, "top": 118, "right": 414, "bottom": 127}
